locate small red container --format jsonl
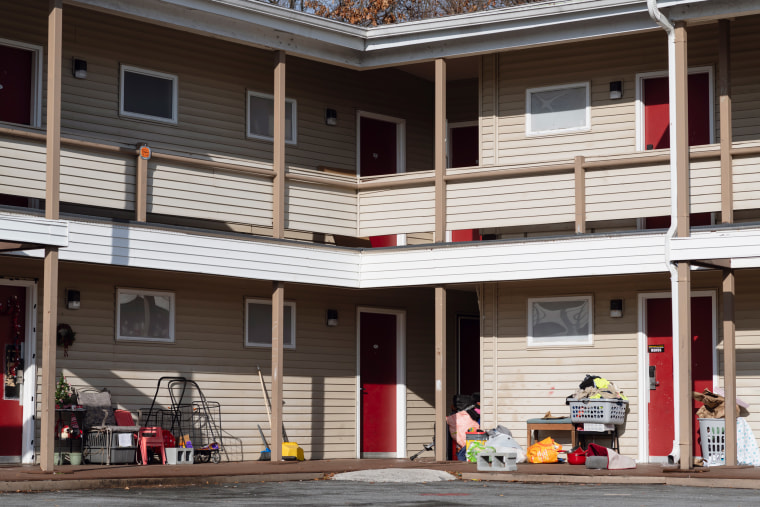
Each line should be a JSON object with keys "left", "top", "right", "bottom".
{"left": 568, "top": 447, "right": 587, "bottom": 465}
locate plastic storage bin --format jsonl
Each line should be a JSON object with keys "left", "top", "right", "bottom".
{"left": 84, "top": 431, "right": 137, "bottom": 465}
{"left": 698, "top": 418, "right": 725, "bottom": 466}
{"left": 568, "top": 398, "right": 627, "bottom": 425}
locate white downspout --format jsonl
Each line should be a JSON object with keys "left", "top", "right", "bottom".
{"left": 647, "top": 0, "right": 682, "bottom": 465}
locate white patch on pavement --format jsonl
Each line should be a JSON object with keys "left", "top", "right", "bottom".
{"left": 331, "top": 468, "right": 456, "bottom": 483}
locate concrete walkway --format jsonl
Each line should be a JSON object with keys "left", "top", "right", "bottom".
{"left": 1, "top": 459, "right": 758, "bottom": 492}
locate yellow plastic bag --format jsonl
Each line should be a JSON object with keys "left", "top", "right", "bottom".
{"left": 526, "top": 437, "right": 562, "bottom": 463}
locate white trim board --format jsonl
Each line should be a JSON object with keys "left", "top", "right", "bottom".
{"left": 0, "top": 278, "right": 37, "bottom": 465}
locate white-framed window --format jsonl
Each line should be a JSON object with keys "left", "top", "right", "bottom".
{"left": 528, "top": 295, "right": 593, "bottom": 347}
{"left": 0, "top": 38, "right": 44, "bottom": 127}
{"left": 245, "top": 298, "right": 296, "bottom": 349}
{"left": 119, "top": 65, "right": 178, "bottom": 124}
{"left": 526, "top": 82, "right": 590, "bottom": 136}
{"left": 116, "top": 288, "right": 175, "bottom": 343}
{"left": 246, "top": 91, "right": 296, "bottom": 144}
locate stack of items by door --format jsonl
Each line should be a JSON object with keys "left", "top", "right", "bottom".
{"left": 564, "top": 375, "right": 634, "bottom": 469}
{"left": 693, "top": 388, "right": 760, "bottom": 466}
{"left": 446, "top": 394, "right": 479, "bottom": 461}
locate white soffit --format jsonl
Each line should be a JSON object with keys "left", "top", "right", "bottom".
{"left": 0, "top": 212, "right": 68, "bottom": 248}
{"left": 8, "top": 217, "right": 669, "bottom": 287}
{"left": 359, "top": 233, "right": 668, "bottom": 287}
{"left": 670, "top": 228, "right": 760, "bottom": 269}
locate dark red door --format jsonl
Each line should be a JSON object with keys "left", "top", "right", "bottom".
{"left": 0, "top": 285, "right": 26, "bottom": 458}
{"left": 647, "top": 296, "right": 713, "bottom": 459}
{"left": 643, "top": 73, "right": 710, "bottom": 151}
{"left": 457, "top": 316, "right": 480, "bottom": 396}
{"left": 0, "top": 44, "right": 33, "bottom": 125}
{"left": 360, "top": 312, "right": 397, "bottom": 456}
{"left": 450, "top": 125, "right": 478, "bottom": 168}
{"left": 360, "top": 117, "right": 397, "bottom": 177}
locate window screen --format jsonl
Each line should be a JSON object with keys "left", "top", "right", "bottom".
{"left": 528, "top": 83, "right": 589, "bottom": 134}
{"left": 245, "top": 299, "right": 295, "bottom": 348}
{"left": 121, "top": 66, "right": 177, "bottom": 123}
{"left": 247, "top": 92, "right": 295, "bottom": 143}
{"left": 528, "top": 296, "right": 592, "bottom": 346}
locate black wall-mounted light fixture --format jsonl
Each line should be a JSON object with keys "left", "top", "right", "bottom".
{"left": 325, "top": 108, "right": 337, "bottom": 126}
{"left": 610, "top": 299, "right": 623, "bottom": 318}
{"left": 326, "top": 309, "right": 338, "bottom": 327}
{"left": 66, "top": 289, "right": 81, "bottom": 310}
{"left": 609, "top": 81, "right": 623, "bottom": 100}
{"left": 72, "top": 58, "right": 87, "bottom": 79}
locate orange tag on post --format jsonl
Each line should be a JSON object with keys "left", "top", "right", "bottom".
{"left": 139, "top": 145, "right": 152, "bottom": 160}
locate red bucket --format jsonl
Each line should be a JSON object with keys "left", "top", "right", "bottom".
{"left": 568, "top": 447, "right": 587, "bottom": 465}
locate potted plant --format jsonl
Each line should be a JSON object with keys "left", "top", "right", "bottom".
{"left": 55, "top": 375, "right": 72, "bottom": 408}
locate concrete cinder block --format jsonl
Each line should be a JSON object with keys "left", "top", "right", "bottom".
{"left": 476, "top": 451, "right": 518, "bottom": 472}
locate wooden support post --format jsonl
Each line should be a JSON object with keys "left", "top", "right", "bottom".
{"left": 272, "top": 51, "right": 286, "bottom": 239}
{"left": 673, "top": 22, "right": 693, "bottom": 470}
{"left": 719, "top": 20, "right": 733, "bottom": 224}
{"left": 270, "top": 281, "right": 285, "bottom": 461}
{"left": 722, "top": 269, "right": 737, "bottom": 466}
{"left": 136, "top": 146, "right": 148, "bottom": 222}
{"left": 40, "top": 0, "right": 63, "bottom": 473}
{"left": 574, "top": 156, "right": 586, "bottom": 234}
{"left": 434, "top": 59, "right": 446, "bottom": 243}
{"left": 674, "top": 23, "right": 690, "bottom": 238}
{"left": 434, "top": 286, "right": 447, "bottom": 461}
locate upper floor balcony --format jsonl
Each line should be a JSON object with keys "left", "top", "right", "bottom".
{"left": 2, "top": 1, "right": 760, "bottom": 248}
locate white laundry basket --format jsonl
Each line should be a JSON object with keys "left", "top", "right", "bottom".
{"left": 698, "top": 418, "right": 725, "bottom": 466}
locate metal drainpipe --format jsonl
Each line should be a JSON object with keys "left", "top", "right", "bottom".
{"left": 647, "top": 0, "right": 682, "bottom": 466}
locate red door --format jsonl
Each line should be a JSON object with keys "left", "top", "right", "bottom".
{"left": 0, "top": 285, "right": 26, "bottom": 459}
{"left": 457, "top": 316, "right": 480, "bottom": 396}
{"left": 643, "top": 73, "right": 710, "bottom": 150}
{"left": 647, "top": 296, "right": 713, "bottom": 459}
{"left": 0, "top": 44, "right": 33, "bottom": 125}
{"left": 450, "top": 125, "right": 478, "bottom": 168}
{"left": 360, "top": 117, "right": 397, "bottom": 177}
{"left": 360, "top": 312, "right": 397, "bottom": 457}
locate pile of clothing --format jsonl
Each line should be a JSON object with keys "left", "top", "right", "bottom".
{"left": 566, "top": 374, "right": 628, "bottom": 403}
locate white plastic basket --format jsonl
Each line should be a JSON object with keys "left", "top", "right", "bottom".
{"left": 698, "top": 418, "right": 725, "bottom": 466}
{"left": 568, "top": 398, "right": 627, "bottom": 425}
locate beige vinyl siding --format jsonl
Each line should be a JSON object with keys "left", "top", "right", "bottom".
{"left": 488, "top": 25, "right": 723, "bottom": 167}
{"left": 728, "top": 270, "right": 760, "bottom": 421}
{"left": 480, "top": 274, "right": 659, "bottom": 456}
{"left": 149, "top": 160, "right": 273, "bottom": 226}
{"left": 358, "top": 180, "right": 435, "bottom": 236}
{"left": 61, "top": 147, "right": 135, "bottom": 210}
{"left": 446, "top": 171, "right": 575, "bottom": 230}
{"left": 731, "top": 144, "right": 760, "bottom": 212}
{"left": 57, "top": 6, "right": 433, "bottom": 175}
{"left": 585, "top": 160, "right": 671, "bottom": 222}
{"left": 478, "top": 271, "right": 749, "bottom": 459}
{"left": 731, "top": 17, "right": 760, "bottom": 142}
{"left": 0, "top": 137, "right": 46, "bottom": 199}
{"left": 285, "top": 169, "right": 357, "bottom": 236}
{"left": 3, "top": 255, "right": 458, "bottom": 460}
